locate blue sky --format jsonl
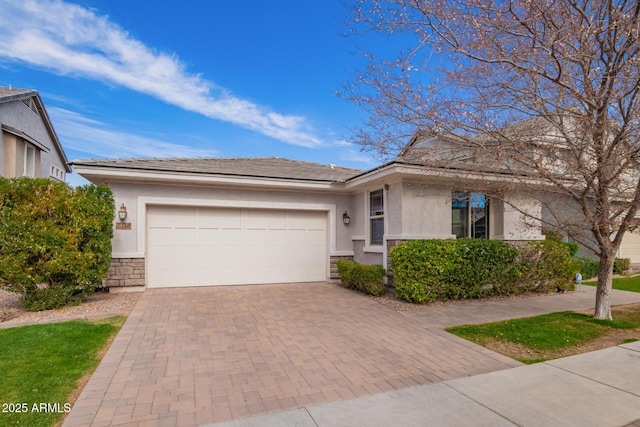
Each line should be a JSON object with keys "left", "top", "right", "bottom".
{"left": 0, "top": 0, "right": 387, "bottom": 186}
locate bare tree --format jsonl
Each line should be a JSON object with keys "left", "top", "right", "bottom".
{"left": 343, "top": 0, "right": 640, "bottom": 319}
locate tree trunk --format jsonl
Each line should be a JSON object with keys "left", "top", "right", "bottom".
{"left": 594, "top": 253, "right": 615, "bottom": 320}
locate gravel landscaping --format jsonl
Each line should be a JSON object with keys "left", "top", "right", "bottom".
{"left": 0, "top": 288, "right": 141, "bottom": 327}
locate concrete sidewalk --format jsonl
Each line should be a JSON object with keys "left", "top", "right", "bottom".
{"left": 210, "top": 340, "right": 640, "bottom": 427}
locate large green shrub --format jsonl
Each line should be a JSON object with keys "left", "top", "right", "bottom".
{"left": 515, "top": 240, "right": 574, "bottom": 292}
{"left": 614, "top": 258, "right": 631, "bottom": 275}
{"left": 390, "top": 238, "right": 576, "bottom": 303}
{"left": 336, "top": 259, "right": 357, "bottom": 290}
{"left": 542, "top": 228, "right": 579, "bottom": 256}
{"left": 336, "top": 259, "right": 386, "bottom": 296}
{"left": 390, "top": 239, "right": 519, "bottom": 303}
{"left": 571, "top": 256, "right": 599, "bottom": 279}
{"left": 569, "top": 256, "right": 631, "bottom": 280}
{"left": 0, "top": 178, "right": 114, "bottom": 311}
{"left": 563, "top": 242, "right": 580, "bottom": 257}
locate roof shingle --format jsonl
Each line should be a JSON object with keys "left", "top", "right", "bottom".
{"left": 0, "top": 86, "right": 36, "bottom": 103}
{"left": 71, "top": 157, "right": 363, "bottom": 182}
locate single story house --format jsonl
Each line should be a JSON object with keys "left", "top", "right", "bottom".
{"left": 0, "top": 86, "right": 70, "bottom": 181}
{"left": 72, "top": 134, "right": 552, "bottom": 292}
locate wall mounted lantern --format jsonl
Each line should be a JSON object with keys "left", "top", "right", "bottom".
{"left": 342, "top": 211, "right": 351, "bottom": 225}
{"left": 118, "top": 203, "right": 128, "bottom": 222}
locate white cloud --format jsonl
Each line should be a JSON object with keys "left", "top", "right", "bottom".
{"left": 0, "top": 0, "right": 324, "bottom": 148}
{"left": 48, "top": 107, "right": 219, "bottom": 158}
{"left": 338, "top": 147, "right": 379, "bottom": 166}
{"left": 330, "top": 138, "right": 380, "bottom": 166}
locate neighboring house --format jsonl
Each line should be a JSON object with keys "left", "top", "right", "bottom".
{"left": 0, "top": 86, "right": 70, "bottom": 181}
{"left": 72, "top": 137, "right": 547, "bottom": 291}
{"left": 620, "top": 231, "right": 640, "bottom": 263}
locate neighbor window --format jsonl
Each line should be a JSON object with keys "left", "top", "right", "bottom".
{"left": 24, "top": 145, "right": 36, "bottom": 177}
{"left": 369, "top": 189, "right": 384, "bottom": 245}
{"left": 452, "top": 192, "right": 489, "bottom": 239}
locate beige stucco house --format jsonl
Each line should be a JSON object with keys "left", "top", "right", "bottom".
{"left": 0, "top": 87, "right": 70, "bottom": 181}
{"left": 72, "top": 134, "right": 550, "bottom": 292}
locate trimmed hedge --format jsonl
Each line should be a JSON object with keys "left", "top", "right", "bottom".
{"left": 390, "top": 239, "right": 520, "bottom": 303}
{"left": 571, "top": 256, "right": 631, "bottom": 279}
{"left": 614, "top": 258, "right": 631, "bottom": 275}
{"left": 515, "top": 240, "right": 574, "bottom": 292}
{"left": 541, "top": 228, "right": 579, "bottom": 256}
{"left": 390, "top": 238, "right": 574, "bottom": 303}
{"left": 572, "top": 256, "right": 599, "bottom": 279}
{"left": 336, "top": 259, "right": 386, "bottom": 296}
{"left": 0, "top": 178, "right": 114, "bottom": 311}
{"left": 563, "top": 242, "right": 579, "bottom": 256}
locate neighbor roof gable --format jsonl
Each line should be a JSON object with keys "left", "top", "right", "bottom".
{"left": 0, "top": 86, "right": 71, "bottom": 173}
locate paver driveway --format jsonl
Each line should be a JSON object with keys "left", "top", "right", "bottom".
{"left": 63, "top": 283, "right": 640, "bottom": 427}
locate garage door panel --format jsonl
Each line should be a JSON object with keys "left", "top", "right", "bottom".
{"left": 149, "top": 206, "right": 197, "bottom": 227}
{"left": 220, "top": 246, "right": 243, "bottom": 268}
{"left": 174, "top": 246, "right": 196, "bottom": 270}
{"left": 246, "top": 209, "right": 287, "bottom": 227}
{"left": 267, "top": 229, "right": 287, "bottom": 245}
{"left": 197, "top": 268, "right": 220, "bottom": 285}
{"left": 173, "top": 228, "right": 197, "bottom": 246}
{"left": 221, "top": 268, "right": 245, "bottom": 284}
{"left": 266, "top": 266, "right": 285, "bottom": 282}
{"left": 246, "top": 229, "right": 267, "bottom": 245}
{"left": 267, "top": 249, "right": 287, "bottom": 267}
{"left": 287, "top": 229, "right": 308, "bottom": 246}
{"left": 246, "top": 246, "right": 268, "bottom": 267}
{"left": 174, "top": 268, "right": 197, "bottom": 286}
{"left": 198, "top": 229, "right": 220, "bottom": 244}
{"left": 196, "top": 246, "right": 219, "bottom": 265}
{"left": 307, "top": 245, "right": 327, "bottom": 262}
{"left": 288, "top": 265, "right": 309, "bottom": 282}
{"left": 148, "top": 227, "right": 172, "bottom": 246}
{"left": 220, "top": 228, "right": 242, "bottom": 245}
{"left": 289, "top": 211, "right": 325, "bottom": 228}
{"left": 308, "top": 229, "right": 327, "bottom": 246}
{"left": 147, "top": 206, "right": 327, "bottom": 288}
{"left": 198, "top": 208, "right": 242, "bottom": 227}
{"left": 287, "top": 246, "right": 309, "bottom": 266}
{"left": 148, "top": 246, "right": 172, "bottom": 269}
{"left": 148, "top": 267, "right": 172, "bottom": 287}
{"left": 245, "top": 267, "right": 269, "bottom": 283}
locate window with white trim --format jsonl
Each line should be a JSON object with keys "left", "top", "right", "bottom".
{"left": 369, "top": 189, "right": 384, "bottom": 245}
{"left": 24, "top": 145, "right": 36, "bottom": 177}
{"left": 452, "top": 191, "right": 489, "bottom": 239}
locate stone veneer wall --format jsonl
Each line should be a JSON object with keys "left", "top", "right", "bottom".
{"left": 104, "top": 258, "right": 145, "bottom": 288}
{"left": 329, "top": 255, "right": 354, "bottom": 280}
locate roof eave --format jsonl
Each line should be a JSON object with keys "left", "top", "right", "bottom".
{"left": 0, "top": 90, "right": 38, "bottom": 104}
{"left": 32, "top": 94, "right": 72, "bottom": 173}
{"left": 72, "top": 164, "right": 351, "bottom": 192}
{"left": 344, "top": 160, "right": 557, "bottom": 190}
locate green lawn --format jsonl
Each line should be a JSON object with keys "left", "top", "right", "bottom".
{"left": 0, "top": 317, "right": 124, "bottom": 427}
{"left": 446, "top": 307, "right": 640, "bottom": 364}
{"left": 584, "top": 276, "right": 640, "bottom": 293}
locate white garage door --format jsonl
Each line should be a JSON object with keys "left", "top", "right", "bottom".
{"left": 620, "top": 231, "right": 640, "bottom": 263}
{"left": 147, "top": 206, "right": 327, "bottom": 288}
